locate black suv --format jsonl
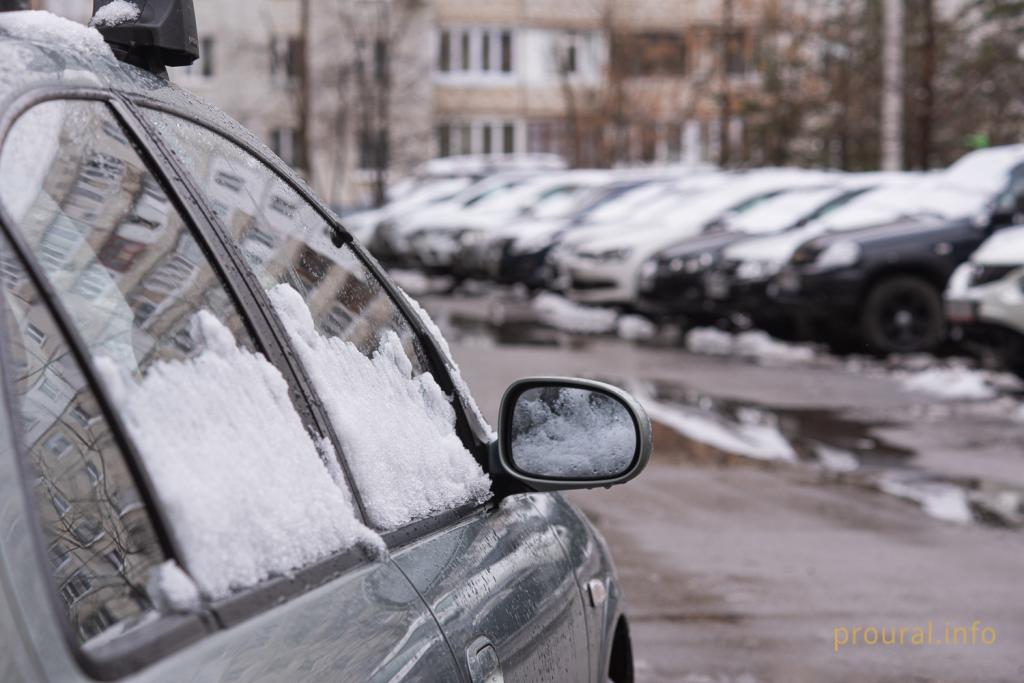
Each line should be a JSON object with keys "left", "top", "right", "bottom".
{"left": 775, "top": 165, "right": 1024, "bottom": 353}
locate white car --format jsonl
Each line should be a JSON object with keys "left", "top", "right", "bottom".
{"left": 404, "top": 170, "right": 616, "bottom": 272}
{"left": 553, "top": 169, "right": 835, "bottom": 306}
{"left": 945, "top": 225, "right": 1024, "bottom": 375}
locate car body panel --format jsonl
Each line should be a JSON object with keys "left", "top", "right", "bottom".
{"left": 392, "top": 493, "right": 591, "bottom": 683}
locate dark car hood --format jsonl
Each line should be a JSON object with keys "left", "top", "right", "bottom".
{"left": 807, "top": 215, "right": 974, "bottom": 251}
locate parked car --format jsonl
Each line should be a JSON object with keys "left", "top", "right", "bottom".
{"left": 378, "top": 171, "right": 535, "bottom": 269}
{"left": 0, "top": 8, "right": 651, "bottom": 683}
{"left": 773, "top": 146, "right": 1024, "bottom": 353}
{"left": 553, "top": 169, "right": 832, "bottom": 308}
{"left": 406, "top": 170, "right": 614, "bottom": 276}
{"left": 945, "top": 225, "right": 1024, "bottom": 375}
{"left": 636, "top": 182, "right": 877, "bottom": 326}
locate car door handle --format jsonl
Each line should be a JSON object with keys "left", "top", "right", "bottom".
{"left": 466, "top": 636, "right": 504, "bottom": 683}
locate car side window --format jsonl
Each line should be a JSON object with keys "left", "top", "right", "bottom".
{"left": 143, "top": 111, "right": 492, "bottom": 531}
{"left": 0, "top": 235, "right": 167, "bottom": 647}
{"left": 0, "top": 101, "right": 375, "bottom": 614}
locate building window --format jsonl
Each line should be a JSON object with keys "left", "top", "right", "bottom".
{"left": 374, "top": 39, "right": 388, "bottom": 83}
{"left": 358, "top": 129, "right": 389, "bottom": 171}
{"left": 500, "top": 31, "right": 512, "bottom": 72}
{"left": 725, "top": 30, "right": 748, "bottom": 74}
{"left": 460, "top": 30, "right": 471, "bottom": 70}
{"left": 502, "top": 123, "right": 516, "bottom": 154}
{"left": 611, "top": 32, "right": 687, "bottom": 76}
{"left": 271, "top": 36, "right": 303, "bottom": 84}
{"left": 200, "top": 36, "right": 214, "bottom": 77}
{"left": 60, "top": 572, "right": 93, "bottom": 606}
{"left": 51, "top": 490, "right": 71, "bottom": 517}
{"left": 44, "top": 432, "right": 72, "bottom": 458}
{"left": 436, "top": 125, "right": 451, "bottom": 157}
{"left": 85, "top": 461, "right": 102, "bottom": 486}
{"left": 438, "top": 30, "right": 451, "bottom": 72}
{"left": 482, "top": 125, "right": 493, "bottom": 155}
{"left": 269, "top": 127, "right": 305, "bottom": 170}
{"left": 25, "top": 322, "right": 45, "bottom": 345}
{"left": 527, "top": 120, "right": 565, "bottom": 155}
{"left": 565, "top": 43, "right": 577, "bottom": 73}
{"left": 481, "top": 32, "right": 491, "bottom": 71}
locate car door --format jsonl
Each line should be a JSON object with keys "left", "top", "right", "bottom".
{"left": 0, "top": 96, "right": 461, "bottom": 682}
{"left": 139, "top": 106, "right": 593, "bottom": 683}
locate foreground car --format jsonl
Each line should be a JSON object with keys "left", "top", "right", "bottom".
{"left": 0, "top": 7, "right": 649, "bottom": 682}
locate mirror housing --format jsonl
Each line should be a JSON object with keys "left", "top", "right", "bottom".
{"left": 491, "top": 377, "right": 652, "bottom": 491}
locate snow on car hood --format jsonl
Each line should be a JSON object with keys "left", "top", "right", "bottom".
{"left": 942, "top": 144, "right": 1024, "bottom": 195}
{"left": 971, "top": 224, "right": 1024, "bottom": 265}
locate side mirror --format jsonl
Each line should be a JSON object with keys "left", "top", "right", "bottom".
{"left": 493, "top": 377, "right": 652, "bottom": 490}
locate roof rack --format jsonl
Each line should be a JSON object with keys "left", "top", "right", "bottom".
{"left": 92, "top": 0, "right": 198, "bottom": 78}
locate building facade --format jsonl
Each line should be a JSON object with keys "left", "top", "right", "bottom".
{"left": 42, "top": 0, "right": 771, "bottom": 207}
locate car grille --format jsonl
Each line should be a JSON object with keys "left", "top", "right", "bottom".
{"left": 969, "top": 264, "right": 1016, "bottom": 287}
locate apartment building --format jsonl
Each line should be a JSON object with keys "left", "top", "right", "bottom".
{"left": 431, "top": 0, "right": 768, "bottom": 167}
{"left": 40, "top": 0, "right": 770, "bottom": 206}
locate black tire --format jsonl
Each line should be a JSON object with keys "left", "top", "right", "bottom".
{"left": 860, "top": 276, "right": 946, "bottom": 354}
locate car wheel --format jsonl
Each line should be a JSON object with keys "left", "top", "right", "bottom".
{"left": 860, "top": 276, "right": 945, "bottom": 354}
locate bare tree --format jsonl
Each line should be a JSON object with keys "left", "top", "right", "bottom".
{"left": 881, "top": 0, "right": 904, "bottom": 170}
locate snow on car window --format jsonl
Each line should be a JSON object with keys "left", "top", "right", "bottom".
{"left": 96, "top": 311, "right": 382, "bottom": 599}
{"left": 511, "top": 386, "right": 636, "bottom": 479}
{"left": 269, "top": 284, "right": 492, "bottom": 530}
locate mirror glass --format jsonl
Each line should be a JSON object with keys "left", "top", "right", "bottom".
{"left": 510, "top": 386, "right": 637, "bottom": 479}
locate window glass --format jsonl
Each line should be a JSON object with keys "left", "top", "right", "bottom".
{"left": 144, "top": 111, "right": 492, "bottom": 530}
{"left": 0, "top": 238, "right": 165, "bottom": 647}
{"left": 0, "top": 100, "right": 373, "bottom": 604}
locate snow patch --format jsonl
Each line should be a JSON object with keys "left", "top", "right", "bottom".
{"left": 617, "top": 314, "right": 657, "bottom": 341}
{"left": 643, "top": 398, "right": 797, "bottom": 462}
{"left": 0, "top": 10, "right": 112, "bottom": 56}
{"left": 685, "top": 327, "right": 816, "bottom": 363}
{"left": 91, "top": 0, "right": 139, "bottom": 27}
{"left": 96, "top": 311, "right": 382, "bottom": 600}
{"left": 400, "top": 289, "right": 497, "bottom": 440}
{"left": 531, "top": 292, "right": 618, "bottom": 334}
{"left": 270, "top": 284, "right": 492, "bottom": 530}
{"left": 900, "top": 366, "right": 997, "bottom": 400}
{"left": 147, "top": 561, "right": 200, "bottom": 613}
{"left": 877, "top": 476, "right": 973, "bottom": 524}
{"left": 511, "top": 387, "right": 636, "bottom": 478}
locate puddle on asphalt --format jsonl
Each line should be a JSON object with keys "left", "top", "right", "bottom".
{"left": 426, "top": 298, "right": 1023, "bottom": 528}
{"left": 628, "top": 378, "right": 1024, "bottom": 530}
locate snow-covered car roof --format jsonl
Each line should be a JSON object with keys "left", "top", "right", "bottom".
{"left": 0, "top": 12, "right": 297, "bottom": 205}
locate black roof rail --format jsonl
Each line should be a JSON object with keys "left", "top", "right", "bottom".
{"left": 92, "top": 0, "right": 199, "bottom": 79}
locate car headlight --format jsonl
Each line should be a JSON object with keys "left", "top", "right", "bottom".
{"left": 582, "top": 247, "right": 633, "bottom": 262}
{"left": 814, "top": 241, "right": 861, "bottom": 270}
{"left": 736, "top": 260, "right": 781, "bottom": 281}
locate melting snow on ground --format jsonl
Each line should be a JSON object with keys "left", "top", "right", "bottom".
{"left": 270, "top": 284, "right": 491, "bottom": 530}
{"left": 91, "top": 0, "right": 140, "bottom": 27}
{"left": 899, "top": 365, "right": 999, "bottom": 400}
{"left": 531, "top": 292, "right": 618, "bottom": 334}
{"left": 685, "top": 327, "right": 817, "bottom": 363}
{"left": 877, "top": 475, "right": 973, "bottom": 524}
{"left": 511, "top": 387, "right": 635, "bottom": 477}
{"left": 97, "top": 310, "right": 382, "bottom": 600}
{"left": 642, "top": 397, "right": 798, "bottom": 462}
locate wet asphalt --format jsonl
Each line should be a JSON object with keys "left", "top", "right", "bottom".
{"left": 416, "top": 286, "right": 1024, "bottom": 683}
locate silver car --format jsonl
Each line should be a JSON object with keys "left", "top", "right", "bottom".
{"left": 0, "top": 6, "right": 650, "bottom": 683}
